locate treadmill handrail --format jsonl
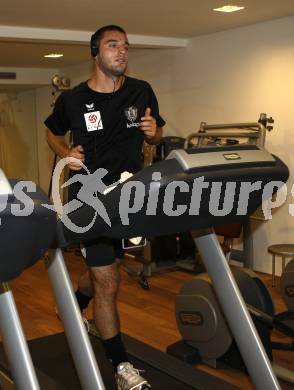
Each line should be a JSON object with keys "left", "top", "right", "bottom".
{"left": 184, "top": 121, "right": 266, "bottom": 148}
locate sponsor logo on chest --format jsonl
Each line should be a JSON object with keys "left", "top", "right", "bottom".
{"left": 84, "top": 111, "right": 103, "bottom": 132}
{"left": 84, "top": 103, "right": 103, "bottom": 131}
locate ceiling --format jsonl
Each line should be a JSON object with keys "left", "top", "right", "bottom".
{"left": 1, "top": 0, "right": 294, "bottom": 70}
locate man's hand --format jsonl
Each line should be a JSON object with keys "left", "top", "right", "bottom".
{"left": 46, "top": 129, "right": 86, "bottom": 170}
{"left": 140, "top": 107, "right": 157, "bottom": 139}
{"left": 67, "top": 145, "right": 85, "bottom": 171}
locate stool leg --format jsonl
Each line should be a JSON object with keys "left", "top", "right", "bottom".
{"left": 282, "top": 255, "right": 286, "bottom": 274}
{"left": 272, "top": 254, "right": 276, "bottom": 287}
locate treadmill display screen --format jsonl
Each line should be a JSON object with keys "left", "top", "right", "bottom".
{"left": 223, "top": 153, "right": 241, "bottom": 161}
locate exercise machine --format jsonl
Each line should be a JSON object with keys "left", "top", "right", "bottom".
{"left": 0, "top": 167, "right": 241, "bottom": 389}
{"left": 63, "top": 143, "right": 287, "bottom": 390}
{"left": 0, "top": 171, "right": 108, "bottom": 389}
{"left": 0, "top": 171, "right": 57, "bottom": 389}
{"left": 185, "top": 113, "right": 274, "bottom": 269}
{"left": 125, "top": 114, "right": 274, "bottom": 290}
{"left": 281, "top": 258, "right": 294, "bottom": 311}
{"left": 0, "top": 140, "right": 288, "bottom": 389}
{"left": 168, "top": 267, "right": 294, "bottom": 383}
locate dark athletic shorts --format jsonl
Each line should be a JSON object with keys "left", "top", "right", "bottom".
{"left": 82, "top": 237, "right": 125, "bottom": 267}
{"left": 67, "top": 175, "right": 125, "bottom": 267}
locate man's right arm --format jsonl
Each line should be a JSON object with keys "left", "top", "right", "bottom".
{"left": 46, "top": 128, "right": 85, "bottom": 171}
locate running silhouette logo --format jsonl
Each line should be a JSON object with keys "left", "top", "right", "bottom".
{"left": 41, "top": 157, "right": 289, "bottom": 235}
{"left": 45, "top": 157, "right": 113, "bottom": 233}
{"left": 1, "top": 158, "right": 287, "bottom": 232}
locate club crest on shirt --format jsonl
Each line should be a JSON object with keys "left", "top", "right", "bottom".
{"left": 124, "top": 106, "right": 140, "bottom": 128}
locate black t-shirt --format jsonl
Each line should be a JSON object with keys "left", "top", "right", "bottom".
{"left": 45, "top": 76, "right": 165, "bottom": 185}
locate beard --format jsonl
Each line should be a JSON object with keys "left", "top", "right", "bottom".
{"left": 110, "top": 66, "right": 126, "bottom": 77}
{"left": 99, "top": 57, "right": 127, "bottom": 77}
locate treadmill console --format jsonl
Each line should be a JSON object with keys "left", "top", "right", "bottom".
{"left": 166, "top": 146, "right": 275, "bottom": 173}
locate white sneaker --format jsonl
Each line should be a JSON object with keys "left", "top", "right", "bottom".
{"left": 116, "top": 362, "right": 151, "bottom": 390}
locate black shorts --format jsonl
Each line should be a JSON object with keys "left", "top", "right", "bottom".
{"left": 67, "top": 172, "right": 125, "bottom": 267}
{"left": 83, "top": 237, "right": 125, "bottom": 267}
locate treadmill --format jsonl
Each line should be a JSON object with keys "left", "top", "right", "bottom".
{"left": 0, "top": 171, "right": 106, "bottom": 390}
{"left": 0, "top": 143, "right": 288, "bottom": 390}
{"left": 0, "top": 165, "right": 240, "bottom": 390}
{"left": 0, "top": 171, "right": 58, "bottom": 389}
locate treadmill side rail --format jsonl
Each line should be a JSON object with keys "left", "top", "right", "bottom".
{"left": 46, "top": 249, "right": 106, "bottom": 390}
{"left": 0, "top": 284, "right": 40, "bottom": 390}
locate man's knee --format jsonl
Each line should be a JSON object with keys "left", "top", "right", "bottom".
{"left": 90, "top": 264, "right": 120, "bottom": 298}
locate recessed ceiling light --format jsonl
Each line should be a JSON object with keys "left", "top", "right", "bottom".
{"left": 44, "top": 53, "right": 64, "bottom": 58}
{"left": 213, "top": 5, "right": 245, "bottom": 13}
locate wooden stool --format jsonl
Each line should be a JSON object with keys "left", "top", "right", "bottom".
{"left": 268, "top": 244, "right": 294, "bottom": 287}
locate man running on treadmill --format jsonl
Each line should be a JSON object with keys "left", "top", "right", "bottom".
{"left": 45, "top": 25, "right": 165, "bottom": 390}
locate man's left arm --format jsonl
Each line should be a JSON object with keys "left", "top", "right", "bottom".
{"left": 140, "top": 107, "right": 163, "bottom": 145}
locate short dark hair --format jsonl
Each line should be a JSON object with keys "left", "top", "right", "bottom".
{"left": 90, "top": 25, "right": 126, "bottom": 57}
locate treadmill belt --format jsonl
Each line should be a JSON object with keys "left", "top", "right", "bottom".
{"left": 0, "top": 333, "right": 116, "bottom": 390}
{"left": 28, "top": 332, "right": 116, "bottom": 389}
{"left": 0, "top": 332, "right": 241, "bottom": 389}
{"left": 129, "top": 355, "right": 195, "bottom": 389}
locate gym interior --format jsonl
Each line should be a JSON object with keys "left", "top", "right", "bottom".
{"left": 0, "top": 2, "right": 294, "bottom": 389}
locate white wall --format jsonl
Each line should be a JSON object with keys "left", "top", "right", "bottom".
{"left": 35, "top": 16, "right": 294, "bottom": 274}
{"left": 0, "top": 65, "right": 59, "bottom": 191}
{"left": 0, "top": 90, "right": 39, "bottom": 182}
{"left": 60, "top": 61, "right": 93, "bottom": 87}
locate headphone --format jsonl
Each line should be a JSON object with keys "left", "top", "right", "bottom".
{"left": 91, "top": 45, "right": 99, "bottom": 58}
{"left": 90, "top": 26, "right": 126, "bottom": 58}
